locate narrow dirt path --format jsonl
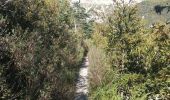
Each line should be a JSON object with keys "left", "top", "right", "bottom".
{"left": 75, "top": 56, "right": 89, "bottom": 100}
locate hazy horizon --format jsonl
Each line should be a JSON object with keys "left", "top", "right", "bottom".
{"left": 71, "top": 0, "right": 143, "bottom": 4}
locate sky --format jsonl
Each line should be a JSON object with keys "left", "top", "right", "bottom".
{"left": 71, "top": 0, "right": 143, "bottom": 4}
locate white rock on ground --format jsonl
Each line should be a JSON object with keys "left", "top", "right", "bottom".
{"left": 75, "top": 57, "right": 89, "bottom": 100}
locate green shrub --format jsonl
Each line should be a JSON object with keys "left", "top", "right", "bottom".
{"left": 0, "top": 0, "right": 84, "bottom": 99}
{"left": 90, "top": 0, "right": 170, "bottom": 99}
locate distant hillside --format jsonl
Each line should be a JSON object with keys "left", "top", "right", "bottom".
{"left": 79, "top": 0, "right": 170, "bottom": 24}
{"left": 80, "top": 3, "right": 114, "bottom": 22}
{"left": 138, "top": 0, "right": 170, "bottom": 26}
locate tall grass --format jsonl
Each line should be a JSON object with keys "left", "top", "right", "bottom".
{"left": 88, "top": 41, "right": 110, "bottom": 88}
{"left": 86, "top": 40, "right": 117, "bottom": 100}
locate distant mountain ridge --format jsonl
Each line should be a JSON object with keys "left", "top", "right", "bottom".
{"left": 72, "top": 0, "right": 170, "bottom": 24}
{"left": 72, "top": 0, "right": 144, "bottom": 22}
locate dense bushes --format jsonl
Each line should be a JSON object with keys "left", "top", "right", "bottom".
{"left": 1, "top": 0, "right": 170, "bottom": 100}
{"left": 89, "top": 0, "right": 170, "bottom": 100}
{"left": 0, "top": 0, "right": 84, "bottom": 99}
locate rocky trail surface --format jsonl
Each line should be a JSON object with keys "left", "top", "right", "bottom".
{"left": 75, "top": 57, "right": 89, "bottom": 100}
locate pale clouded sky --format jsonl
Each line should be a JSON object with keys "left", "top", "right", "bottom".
{"left": 71, "top": 0, "right": 143, "bottom": 4}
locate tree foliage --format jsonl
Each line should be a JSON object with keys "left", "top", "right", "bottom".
{"left": 90, "top": 0, "right": 170, "bottom": 99}
{"left": 72, "top": 2, "right": 94, "bottom": 39}
{"left": 0, "top": 0, "right": 84, "bottom": 99}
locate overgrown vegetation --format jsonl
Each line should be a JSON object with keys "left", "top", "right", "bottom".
{"left": 0, "top": 0, "right": 86, "bottom": 99}
{"left": 1, "top": 0, "right": 170, "bottom": 100}
{"left": 89, "top": 0, "right": 170, "bottom": 100}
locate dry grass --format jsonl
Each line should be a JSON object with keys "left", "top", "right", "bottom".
{"left": 87, "top": 40, "right": 110, "bottom": 89}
